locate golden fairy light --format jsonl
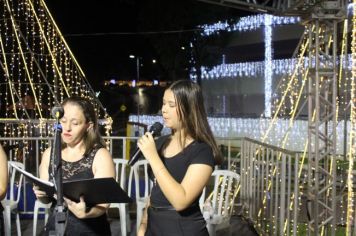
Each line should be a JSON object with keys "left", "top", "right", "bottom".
{"left": 346, "top": 1, "right": 356, "bottom": 235}
{"left": 252, "top": 29, "right": 310, "bottom": 234}
{"left": 0, "top": 0, "right": 110, "bottom": 139}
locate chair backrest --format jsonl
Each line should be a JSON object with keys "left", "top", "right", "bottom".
{"left": 7, "top": 161, "right": 24, "bottom": 203}
{"left": 113, "top": 158, "right": 128, "bottom": 190}
{"left": 199, "top": 186, "right": 206, "bottom": 210}
{"left": 128, "top": 159, "right": 153, "bottom": 200}
{"left": 210, "top": 169, "right": 240, "bottom": 217}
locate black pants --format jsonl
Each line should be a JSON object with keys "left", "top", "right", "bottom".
{"left": 145, "top": 206, "right": 209, "bottom": 236}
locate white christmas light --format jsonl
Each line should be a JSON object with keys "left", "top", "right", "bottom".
{"left": 198, "top": 55, "right": 352, "bottom": 79}
{"left": 196, "top": 14, "right": 299, "bottom": 116}
{"left": 264, "top": 14, "right": 272, "bottom": 117}
{"left": 199, "top": 14, "right": 300, "bottom": 36}
{"left": 128, "top": 115, "right": 349, "bottom": 154}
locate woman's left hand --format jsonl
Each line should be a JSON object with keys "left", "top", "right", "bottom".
{"left": 64, "top": 196, "right": 87, "bottom": 219}
{"left": 137, "top": 132, "right": 158, "bottom": 161}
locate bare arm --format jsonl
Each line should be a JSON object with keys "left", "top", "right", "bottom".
{"left": 0, "top": 145, "right": 8, "bottom": 200}
{"left": 138, "top": 133, "right": 213, "bottom": 211}
{"left": 66, "top": 148, "right": 116, "bottom": 219}
{"left": 137, "top": 199, "right": 150, "bottom": 236}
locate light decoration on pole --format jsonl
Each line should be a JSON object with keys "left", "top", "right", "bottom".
{"left": 264, "top": 14, "right": 272, "bottom": 117}
{"left": 254, "top": 29, "right": 310, "bottom": 234}
{"left": 0, "top": 0, "right": 111, "bottom": 144}
{"left": 346, "top": 0, "right": 356, "bottom": 234}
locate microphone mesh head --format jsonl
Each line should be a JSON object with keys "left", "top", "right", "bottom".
{"left": 51, "top": 106, "right": 64, "bottom": 119}
{"left": 149, "top": 122, "right": 163, "bottom": 136}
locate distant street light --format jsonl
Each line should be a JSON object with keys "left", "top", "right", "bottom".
{"left": 129, "top": 55, "right": 141, "bottom": 123}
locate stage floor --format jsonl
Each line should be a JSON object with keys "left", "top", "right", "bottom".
{"left": 14, "top": 215, "right": 256, "bottom": 236}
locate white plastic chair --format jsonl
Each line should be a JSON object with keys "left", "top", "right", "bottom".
{"left": 202, "top": 169, "right": 240, "bottom": 236}
{"left": 110, "top": 158, "right": 130, "bottom": 236}
{"left": 2, "top": 161, "right": 24, "bottom": 236}
{"left": 127, "top": 159, "right": 153, "bottom": 231}
{"left": 32, "top": 200, "right": 51, "bottom": 236}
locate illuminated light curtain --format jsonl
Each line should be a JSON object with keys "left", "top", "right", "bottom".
{"left": 199, "top": 15, "right": 300, "bottom": 36}
{"left": 0, "top": 0, "right": 111, "bottom": 138}
{"left": 193, "top": 14, "right": 300, "bottom": 117}
{"left": 264, "top": 14, "right": 272, "bottom": 117}
{"left": 128, "top": 114, "right": 349, "bottom": 154}
{"left": 346, "top": 1, "right": 356, "bottom": 234}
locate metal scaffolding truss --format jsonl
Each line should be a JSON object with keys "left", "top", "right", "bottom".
{"left": 197, "top": 0, "right": 346, "bottom": 16}
{"left": 307, "top": 19, "right": 338, "bottom": 236}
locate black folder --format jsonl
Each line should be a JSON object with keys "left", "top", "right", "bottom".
{"left": 63, "top": 178, "right": 132, "bottom": 204}
{"left": 10, "top": 163, "right": 132, "bottom": 205}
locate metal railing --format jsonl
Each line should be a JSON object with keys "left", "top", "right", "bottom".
{"left": 0, "top": 136, "right": 241, "bottom": 215}
{"left": 240, "top": 137, "right": 303, "bottom": 236}
{"left": 3, "top": 135, "right": 351, "bottom": 235}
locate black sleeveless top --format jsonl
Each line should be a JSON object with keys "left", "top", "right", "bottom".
{"left": 61, "top": 146, "right": 98, "bottom": 181}
{"left": 45, "top": 146, "right": 111, "bottom": 236}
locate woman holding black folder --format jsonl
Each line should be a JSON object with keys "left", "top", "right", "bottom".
{"left": 33, "top": 96, "right": 115, "bottom": 235}
{"left": 0, "top": 145, "right": 8, "bottom": 236}
{"left": 137, "top": 80, "right": 222, "bottom": 236}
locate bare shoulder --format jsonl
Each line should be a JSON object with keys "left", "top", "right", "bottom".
{"left": 39, "top": 147, "right": 52, "bottom": 180}
{"left": 0, "top": 145, "right": 6, "bottom": 160}
{"left": 93, "top": 147, "right": 113, "bottom": 165}
{"left": 40, "top": 147, "right": 52, "bottom": 165}
{"left": 92, "top": 147, "right": 115, "bottom": 178}
{"left": 95, "top": 147, "right": 112, "bottom": 158}
{"left": 43, "top": 147, "right": 51, "bottom": 156}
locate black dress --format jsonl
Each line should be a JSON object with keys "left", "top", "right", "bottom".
{"left": 0, "top": 203, "right": 4, "bottom": 236}
{"left": 44, "top": 146, "right": 111, "bottom": 236}
{"left": 145, "top": 137, "right": 215, "bottom": 236}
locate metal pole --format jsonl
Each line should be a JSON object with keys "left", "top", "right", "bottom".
{"left": 137, "top": 57, "right": 140, "bottom": 124}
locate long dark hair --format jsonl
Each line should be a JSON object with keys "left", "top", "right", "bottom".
{"left": 61, "top": 96, "right": 105, "bottom": 155}
{"left": 168, "top": 80, "right": 222, "bottom": 164}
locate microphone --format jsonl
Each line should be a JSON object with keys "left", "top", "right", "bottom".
{"left": 128, "top": 122, "right": 163, "bottom": 166}
{"left": 51, "top": 106, "right": 64, "bottom": 119}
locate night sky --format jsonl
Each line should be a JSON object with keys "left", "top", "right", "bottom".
{"left": 45, "top": 0, "right": 142, "bottom": 90}
{"left": 44, "top": 0, "right": 249, "bottom": 90}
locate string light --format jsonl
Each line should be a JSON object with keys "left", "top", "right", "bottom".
{"left": 193, "top": 14, "right": 300, "bottom": 116}
{"left": 129, "top": 115, "right": 350, "bottom": 154}
{"left": 199, "top": 15, "right": 300, "bottom": 36}
{"left": 0, "top": 0, "right": 110, "bottom": 138}
{"left": 264, "top": 14, "right": 272, "bottom": 117}
{"left": 346, "top": 0, "right": 356, "bottom": 234}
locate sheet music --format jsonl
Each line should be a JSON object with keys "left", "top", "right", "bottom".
{"left": 10, "top": 162, "right": 54, "bottom": 187}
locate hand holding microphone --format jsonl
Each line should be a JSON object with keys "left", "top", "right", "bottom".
{"left": 128, "top": 122, "right": 163, "bottom": 166}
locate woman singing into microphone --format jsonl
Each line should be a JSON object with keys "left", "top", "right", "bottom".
{"left": 137, "top": 80, "right": 222, "bottom": 236}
